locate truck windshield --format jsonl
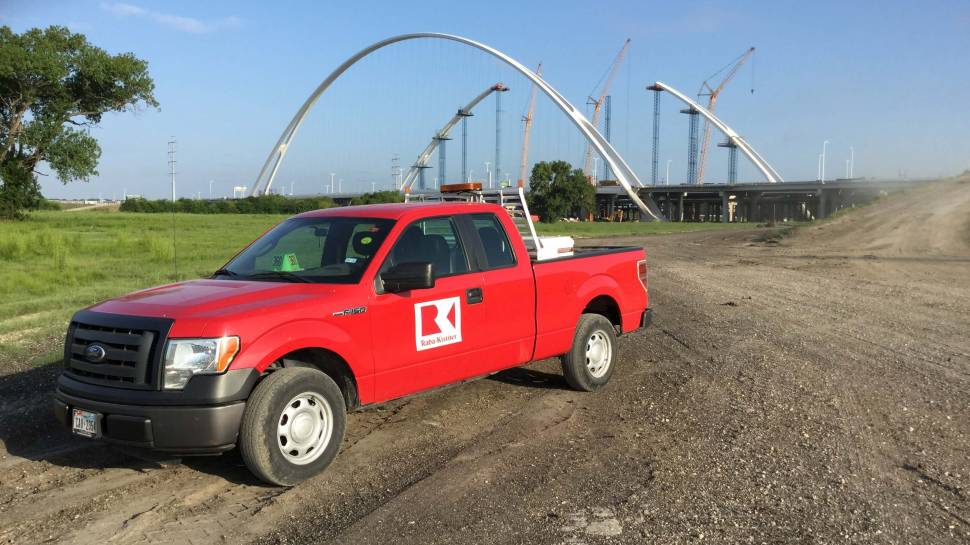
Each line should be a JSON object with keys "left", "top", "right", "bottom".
{"left": 216, "top": 217, "right": 395, "bottom": 284}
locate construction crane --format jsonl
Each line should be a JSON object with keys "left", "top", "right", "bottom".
{"left": 696, "top": 46, "right": 755, "bottom": 185}
{"left": 583, "top": 38, "right": 631, "bottom": 180}
{"left": 517, "top": 62, "right": 542, "bottom": 187}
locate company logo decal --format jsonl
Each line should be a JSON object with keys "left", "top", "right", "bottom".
{"left": 414, "top": 297, "right": 462, "bottom": 351}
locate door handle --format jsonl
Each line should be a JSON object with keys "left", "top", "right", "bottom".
{"left": 466, "top": 287, "right": 483, "bottom": 305}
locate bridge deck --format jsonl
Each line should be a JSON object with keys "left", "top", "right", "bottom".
{"left": 596, "top": 179, "right": 931, "bottom": 223}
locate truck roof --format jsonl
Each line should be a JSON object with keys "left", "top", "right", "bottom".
{"left": 294, "top": 201, "right": 503, "bottom": 221}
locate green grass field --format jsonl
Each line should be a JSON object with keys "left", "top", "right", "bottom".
{"left": 0, "top": 210, "right": 753, "bottom": 372}
{"left": 0, "top": 211, "right": 287, "bottom": 372}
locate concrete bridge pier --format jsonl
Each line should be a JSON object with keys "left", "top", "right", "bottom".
{"left": 721, "top": 191, "right": 729, "bottom": 223}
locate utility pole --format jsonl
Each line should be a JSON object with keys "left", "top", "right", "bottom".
{"left": 484, "top": 161, "right": 492, "bottom": 189}
{"left": 168, "top": 138, "right": 176, "bottom": 201}
{"left": 391, "top": 154, "right": 402, "bottom": 190}
{"left": 329, "top": 173, "right": 335, "bottom": 194}
{"left": 208, "top": 180, "right": 214, "bottom": 199}
{"left": 849, "top": 146, "right": 855, "bottom": 178}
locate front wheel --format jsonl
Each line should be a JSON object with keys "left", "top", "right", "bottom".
{"left": 239, "top": 368, "right": 346, "bottom": 486}
{"left": 561, "top": 313, "right": 617, "bottom": 392}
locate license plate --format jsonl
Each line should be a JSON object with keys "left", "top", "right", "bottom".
{"left": 72, "top": 408, "right": 100, "bottom": 438}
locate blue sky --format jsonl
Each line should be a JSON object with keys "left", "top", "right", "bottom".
{"left": 4, "top": 0, "right": 969, "bottom": 199}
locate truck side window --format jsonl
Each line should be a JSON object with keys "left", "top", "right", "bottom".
{"left": 470, "top": 213, "right": 516, "bottom": 269}
{"left": 384, "top": 216, "right": 469, "bottom": 278}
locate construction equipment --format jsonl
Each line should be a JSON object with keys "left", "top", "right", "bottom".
{"left": 583, "top": 39, "right": 630, "bottom": 180}
{"left": 696, "top": 47, "right": 755, "bottom": 185}
{"left": 517, "top": 62, "right": 543, "bottom": 187}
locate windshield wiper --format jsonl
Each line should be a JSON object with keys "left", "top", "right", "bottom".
{"left": 212, "top": 268, "right": 239, "bottom": 278}
{"left": 245, "top": 271, "right": 312, "bottom": 283}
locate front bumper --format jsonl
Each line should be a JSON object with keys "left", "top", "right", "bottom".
{"left": 54, "top": 368, "right": 259, "bottom": 454}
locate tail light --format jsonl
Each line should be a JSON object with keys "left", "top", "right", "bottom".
{"left": 637, "top": 259, "right": 648, "bottom": 292}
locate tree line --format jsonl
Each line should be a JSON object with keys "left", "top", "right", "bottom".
{"left": 119, "top": 191, "right": 403, "bottom": 214}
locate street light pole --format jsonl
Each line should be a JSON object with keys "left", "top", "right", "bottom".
{"left": 329, "top": 173, "right": 336, "bottom": 194}
{"left": 208, "top": 180, "right": 214, "bottom": 199}
{"left": 849, "top": 146, "right": 855, "bottom": 178}
{"left": 665, "top": 159, "right": 671, "bottom": 185}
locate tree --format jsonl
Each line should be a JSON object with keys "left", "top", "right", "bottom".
{"left": 0, "top": 26, "right": 158, "bottom": 218}
{"left": 527, "top": 160, "right": 596, "bottom": 223}
{"left": 351, "top": 190, "right": 405, "bottom": 206}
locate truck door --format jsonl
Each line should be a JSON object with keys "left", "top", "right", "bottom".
{"left": 459, "top": 212, "right": 537, "bottom": 374}
{"left": 369, "top": 215, "right": 486, "bottom": 401}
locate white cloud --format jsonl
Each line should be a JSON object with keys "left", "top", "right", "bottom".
{"left": 100, "top": 2, "right": 241, "bottom": 34}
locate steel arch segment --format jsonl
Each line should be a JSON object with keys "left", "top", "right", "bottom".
{"left": 402, "top": 84, "right": 503, "bottom": 190}
{"left": 653, "top": 81, "right": 783, "bottom": 184}
{"left": 252, "top": 32, "right": 664, "bottom": 220}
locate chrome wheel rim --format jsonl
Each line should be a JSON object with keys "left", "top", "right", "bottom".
{"left": 277, "top": 391, "right": 333, "bottom": 465}
{"left": 586, "top": 329, "right": 612, "bottom": 378}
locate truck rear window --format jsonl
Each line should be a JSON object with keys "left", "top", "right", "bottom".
{"left": 217, "top": 217, "right": 394, "bottom": 284}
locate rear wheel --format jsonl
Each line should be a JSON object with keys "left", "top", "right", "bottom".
{"left": 561, "top": 313, "right": 617, "bottom": 392}
{"left": 239, "top": 368, "right": 346, "bottom": 486}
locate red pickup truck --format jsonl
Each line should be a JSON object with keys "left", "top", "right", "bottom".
{"left": 54, "top": 200, "right": 651, "bottom": 485}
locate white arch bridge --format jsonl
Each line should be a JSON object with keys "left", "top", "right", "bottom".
{"left": 250, "top": 32, "right": 783, "bottom": 221}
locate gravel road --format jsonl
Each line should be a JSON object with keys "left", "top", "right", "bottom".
{"left": 1, "top": 178, "right": 967, "bottom": 544}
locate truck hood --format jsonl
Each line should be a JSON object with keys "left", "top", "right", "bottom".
{"left": 89, "top": 279, "right": 338, "bottom": 321}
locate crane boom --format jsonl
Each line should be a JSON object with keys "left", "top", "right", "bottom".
{"left": 583, "top": 39, "right": 631, "bottom": 178}
{"left": 696, "top": 46, "right": 755, "bottom": 185}
{"left": 517, "top": 63, "right": 542, "bottom": 186}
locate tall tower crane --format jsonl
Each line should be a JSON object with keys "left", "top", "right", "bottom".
{"left": 696, "top": 46, "right": 755, "bottom": 185}
{"left": 517, "top": 62, "right": 542, "bottom": 187}
{"left": 583, "top": 38, "right": 631, "bottom": 179}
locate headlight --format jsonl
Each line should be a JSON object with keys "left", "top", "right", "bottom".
{"left": 163, "top": 336, "right": 240, "bottom": 390}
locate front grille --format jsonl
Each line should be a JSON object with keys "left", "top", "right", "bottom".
{"left": 64, "top": 311, "right": 172, "bottom": 390}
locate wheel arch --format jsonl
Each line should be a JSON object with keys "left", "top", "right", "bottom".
{"left": 277, "top": 347, "right": 360, "bottom": 411}
{"left": 582, "top": 294, "right": 622, "bottom": 333}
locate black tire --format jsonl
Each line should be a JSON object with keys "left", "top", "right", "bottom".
{"left": 560, "top": 313, "right": 618, "bottom": 392}
{"left": 239, "top": 368, "right": 346, "bottom": 486}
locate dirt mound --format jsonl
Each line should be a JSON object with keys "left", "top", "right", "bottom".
{"left": 793, "top": 176, "right": 970, "bottom": 256}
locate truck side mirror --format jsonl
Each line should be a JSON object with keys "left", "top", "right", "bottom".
{"left": 381, "top": 262, "right": 434, "bottom": 293}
